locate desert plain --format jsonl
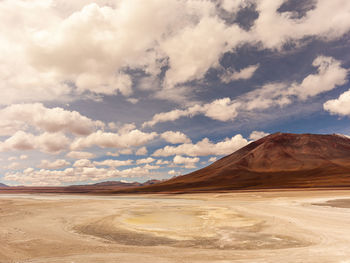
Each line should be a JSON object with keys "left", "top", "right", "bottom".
{"left": 1, "top": 190, "right": 350, "bottom": 263}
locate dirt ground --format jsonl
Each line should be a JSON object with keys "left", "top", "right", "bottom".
{"left": 1, "top": 190, "right": 350, "bottom": 263}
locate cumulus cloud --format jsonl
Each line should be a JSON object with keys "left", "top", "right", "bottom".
{"left": 0, "top": 131, "right": 70, "bottom": 154}
{"left": 93, "top": 159, "right": 134, "bottom": 167}
{"left": 161, "top": 131, "right": 191, "bottom": 144}
{"left": 208, "top": 157, "right": 217, "bottom": 162}
{"left": 323, "top": 89, "right": 350, "bottom": 116}
{"left": 241, "top": 56, "right": 348, "bottom": 111}
{"left": 153, "top": 134, "right": 249, "bottom": 157}
{"left": 37, "top": 159, "right": 71, "bottom": 169}
{"left": 70, "top": 129, "right": 158, "bottom": 150}
{"left": 5, "top": 162, "right": 21, "bottom": 170}
{"left": 143, "top": 98, "right": 240, "bottom": 127}
{"left": 1, "top": 0, "right": 350, "bottom": 107}
{"left": 252, "top": 0, "right": 350, "bottom": 49}
{"left": 4, "top": 165, "right": 155, "bottom": 186}
{"left": 66, "top": 151, "right": 96, "bottom": 159}
{"left": 0, "top": 103, "right": 104, "bottom": 136}
{"left": 289, "top": 56, "right": 348, "bottom": 100}
{"left": 249, "top": 131, "right": 270, "bottom": 141}
{"left": 220, "top": 64, "right": 259, "bottom": 83}
{"left": 173, "top": 155, "right": 199, "bottom": 169}
{"left": 136, "top": 157, "right": 155, "bottom": 165}
{"left": 20, "top": 155, "right": 28, "bottom": 160}
{"left": 135, "top": 146, "right": 148, "bottom": 156}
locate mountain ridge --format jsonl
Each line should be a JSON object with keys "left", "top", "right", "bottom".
{"left": 118, "top": 132, "right": 350, "bottom": 193}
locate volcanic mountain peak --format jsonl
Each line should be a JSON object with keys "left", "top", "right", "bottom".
{"left": 127, "top": 133, "right": 350, "bottom": 192}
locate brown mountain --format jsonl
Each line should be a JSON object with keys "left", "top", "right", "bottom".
{"left": 123, "top": 133, "right": 350, "bottom": 193}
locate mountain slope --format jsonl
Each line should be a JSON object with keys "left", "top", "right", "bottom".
{"left": 0, "top": 183, "right": 8, "bottom": 187}
{"left": 124, "top": 133, "right": 350, "bottom": 192}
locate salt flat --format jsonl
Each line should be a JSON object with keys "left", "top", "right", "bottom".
{"left": 1, "top": 190, "right": 350, "bottom": 263}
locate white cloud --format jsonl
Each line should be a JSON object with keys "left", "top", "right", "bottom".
{"left": 5, "top": 162, "right": 21, "bottom": 170}
{"left": 93, "top": 159, "right": 133, "bottom": 167}
{"left": 249, "top": 131, "right": 270, "bottom": 141}
{"left": 0, "top": 103, "right": 104, "bottom": 136}
{"left": 161, "top": 131, "right": 191, "bottom": 144}
{"left": 220, "top": 0, "right": 254, "bottom": 13}
{"left": 153, "top": 134, "right": 249, "bottom": 157}
{"left": 143, "top": 98, "right": 240, "bottom": 127}
{"left": 19, "top": 155, "right": 28, "bottom": 160}
{"left": 73, "top": 159, "right": 93, "bottom": 168}
{"left": 208, "top": 157, "right": 217, "bottom": 162}
{"left": 135, "top": 146, "right": 148, "bottom": 156}
{"left": 289, "top": 56, "right": 348, "bottom": 100}
{"left": 168, "top": 169, "right": 178, "bottom": 176}
{"left": 156, "top": 159, "right": 170, "bottom": 165}
{"left": 37, "top": 159, "right": 70, "bottom": 169}
{"left": 241, "top": 56, "right": 348, "bottom": 111}
{"left": 0, "top": 131, "right": 69, "bottom": 154}
{"left": 4, "top": 164, "right": 156, "bottom": 186}
{"left": 173, "top": 155, "right": 199, "bottom": 169}
{"left": 1, "top": 0, "right": 350, "bottom": 107}
{"left": 252, "top": 0, "right": 350, "bottom": 49}
{"left": 136, "top": 157, "right": 155, "bottom": 165}
{"left": 70, "top": 129, "right": 158, "bottom": 150}
{"left": 66, "top": 151, "right": 96, "bottom": 159}
{"left": 220, "top": 64, "right": 259, "bottom": 83}
{"left": 324, "top": 89, "right": 350, "bottom": 116}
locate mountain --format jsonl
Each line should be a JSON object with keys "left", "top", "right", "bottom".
{"left": 0, "top": 183, "right": 8, "bottom": 187}
{"left": 92, "top": 181, "right": 141, "bottom": 187}
{"left": 125, "top": 133, "right": 350, "bottom": 193}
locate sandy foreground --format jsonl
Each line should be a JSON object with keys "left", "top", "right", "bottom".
{"left": 0, "top": 190, "right": 350, "bottom": 263}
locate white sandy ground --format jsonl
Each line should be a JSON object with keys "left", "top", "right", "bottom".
{"left": 0, "top": 190, "right": 350, "bottom": 263}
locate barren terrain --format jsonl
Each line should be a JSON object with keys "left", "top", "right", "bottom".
{"left": 1, "top": 190, "right": 350, "bottom": 262}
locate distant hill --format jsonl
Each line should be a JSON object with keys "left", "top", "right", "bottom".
{"left": 0, "top": 183, "right": 8, "bottom": 187}
{"left": 124, "top": 133, "right": 350, "bottom": 193}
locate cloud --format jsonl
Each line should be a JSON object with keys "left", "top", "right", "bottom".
{"left": 156, "top": 159, "right": 170, "bottom": 165}
{"left": 37, "top": 159, "right": 71, "bottom": 169}
{"left": 0, "top": 103, "right": 104, "bottom": 136}
{"left": 93, "top": 159, "right": 134, "bottom": 167}
{"left": 153, "top": 134, "right": 248, "bottom": 157}
{"left": 70, "top": 129, "right": 158, "bottom": 150}
{"left": 66, "top": 151, "right": 96, "bottom": 159}
{"left": 4, "top": 164, "right": 155, "bottom": 186}
{"left": 289, "top": 56, "right": 348, "bottom": 100}
{"left": 249, "top": 131, "right": 270, "bottom": 141}
{"left": 241, "top": 56, "right": 348, "bottom": 111}
{"left": 161, "top": 16, "right": 248, "bottom": 90}
{"left": 252, "top": 0, "right": 350, "bottom": 49}
{"left": 136, "top": 157, "right": 155, "bottom": 165}
{"left": 5, "top": 162, "right": 21, "bottom": 170}
{"left": 168, "top": 169, "right": 179, "bottom": 176}
{"left": 208, "top": 157, "right": 217, "bottom": 162}
{"left": 20, "top": 155, "right": 28, "bottom": 160}
{"left": 143, "top": 98, "right": 240, "bottom": 127}
{"left": 135, "top": 146, "right": 148, "bottom": 156}
{"left": 161, "top": 131, "right": 191, "bottom": 144}
{"left": 0, "top": 131, "right": 70, "bottom": 154}
{"left": 173, "top": 155, "right": 199, "bottom": 169}
{"left": 323, "top": 89, "right": 350, "bottom": 116}
{"left": 220, "top": 64, "right": 259, "bottom": 83}
{"left": 73, "top": 159, "right": 93, "bottom": 168}
{"left": 2, "top": 0, "right": 350, "bottom": 107}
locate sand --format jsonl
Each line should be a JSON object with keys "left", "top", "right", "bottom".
{"left": 1, "top": 190, "right": 350, "bottom": 263}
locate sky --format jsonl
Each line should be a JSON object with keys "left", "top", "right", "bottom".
{"left": 1, "top": 0, "right": 350, "bottom": 186}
